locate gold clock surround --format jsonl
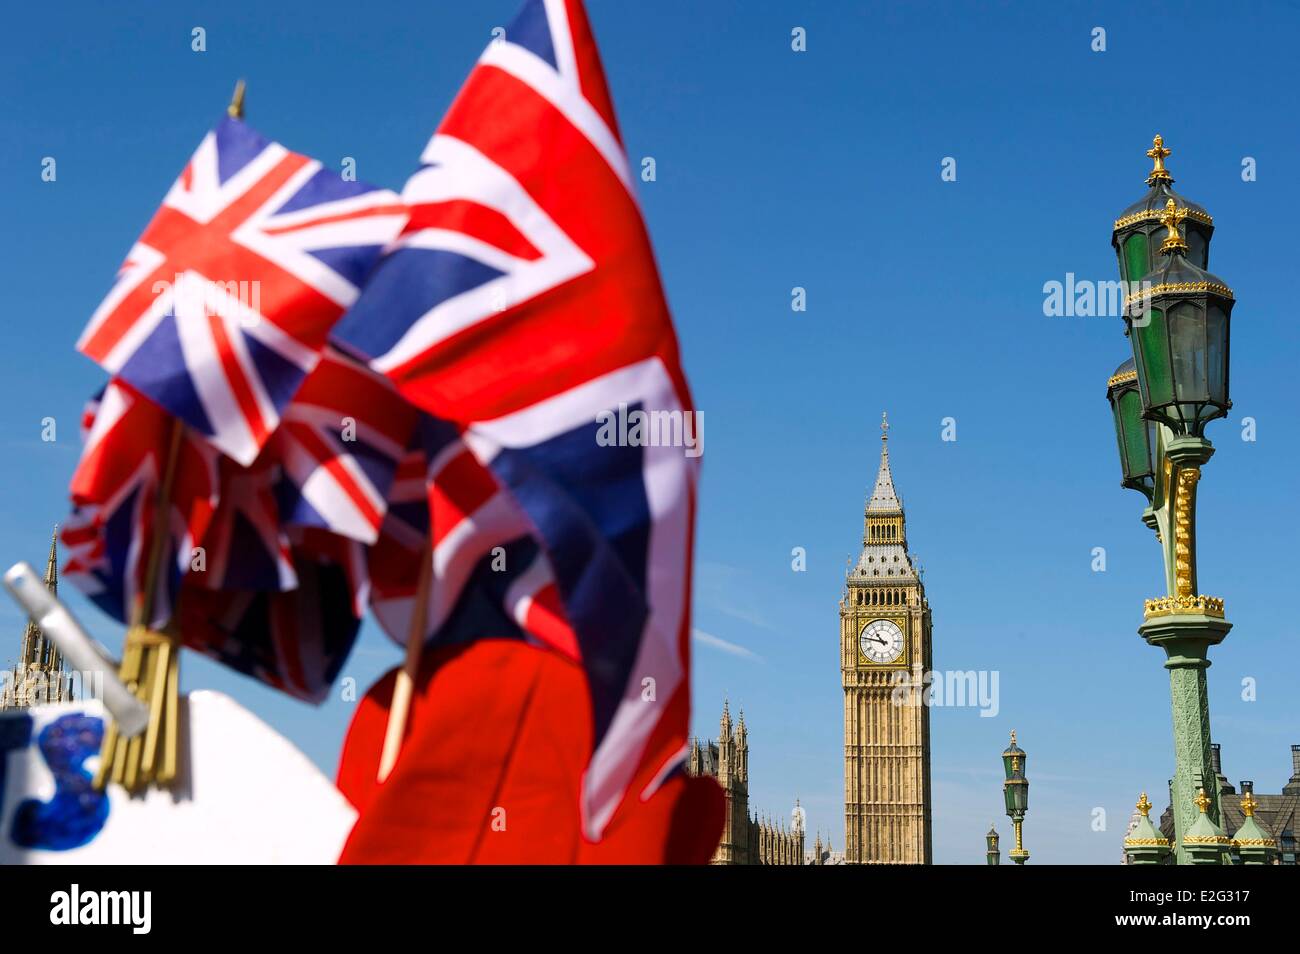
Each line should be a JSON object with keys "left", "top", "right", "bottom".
{"left": 856, "top": 615, "right": 908, "bottom": 668}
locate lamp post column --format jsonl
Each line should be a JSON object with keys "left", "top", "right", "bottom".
{"left": 1138, "top": 434, "right": 1230, "bottom": 862}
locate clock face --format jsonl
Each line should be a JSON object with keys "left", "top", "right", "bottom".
{"left": 859, "top": 618, "right": 905, "bottom": 664}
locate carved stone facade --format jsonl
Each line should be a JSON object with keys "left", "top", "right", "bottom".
{"left": 687, "top": 701, "right": 805, "bottom": 865}
{"left": 841, "top": 415, "right": 933, "bottom": 864}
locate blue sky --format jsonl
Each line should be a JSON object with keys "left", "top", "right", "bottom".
{"left": 3, "top": 1, "right": 1299, "bottom": 864}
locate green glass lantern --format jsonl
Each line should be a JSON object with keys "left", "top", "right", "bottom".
{"left": 1106, "top": 357, "right": 1156, "bottom": 498}
{"left": 1002, "top": 731, "right": 1029, "bottom": 815}
{"left": 985, "top": 826, "right": 1001, "bottom": 866}
{"left": 1124, "top": 200, "right": 1234, "bottom": 438}
{"left": 1112, "top": 135, "right": 1214, "bottom": 286}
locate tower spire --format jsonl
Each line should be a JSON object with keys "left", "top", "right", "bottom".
{"left": 43, "top": 524, "right": 59, "bottom": 594}
{"left": 19, "top": 527, "right": 59, "bottom": 667}
{"left": 866, "top": 412, "right": 901, "bottom": 514}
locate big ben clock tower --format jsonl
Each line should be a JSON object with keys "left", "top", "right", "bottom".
{"left": 841, "top": 413, "right": 933, "bottom": 864}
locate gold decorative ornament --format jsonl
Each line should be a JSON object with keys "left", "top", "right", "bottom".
{"left": 1113, "top": 205, "right": 1213, "bottom": 232}
{"left": 1172, "top": 465, "right": 1198, "bottom": 598}
{"left": 1183, "top": 834, "right": 1231, "bottom": 845}
{"left": 1240, "top": 791, "right": 1257, "bottom": 817}
{"left": 1158, "top": 199, "right": 1189, "bottom": 255}
{"left": 1107, "top": 368, "right": 1138, "bottom": 388}
{"left": 1194, "top": 787, "right": 1211, "bottom": 813}
{"left": 1125, "top": 280, "right": 1235, "bottom": 309}
{"left": 1146, "top": 134, "right": 1173, "bottom": 185}
{"left": 1136, "top": 792, "right": 1152, "bottom": 817}
{"left": 1143, "top": 594, "right": 1225, "bottom": 620}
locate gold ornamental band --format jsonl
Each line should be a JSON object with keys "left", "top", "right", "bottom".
{"left": 1143, "top": 595, "right": 1225, "bottom": 620}
{"left": 1125, "top": 281, "right": 1234, "bottom": 308}
{"left": 1114, "top": 206, "right": 1214, "bottom": 232}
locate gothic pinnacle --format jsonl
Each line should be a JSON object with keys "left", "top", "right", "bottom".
{"left": 43, "top": 524, "right": 59, "bottom": 594}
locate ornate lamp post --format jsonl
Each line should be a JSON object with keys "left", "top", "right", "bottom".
{"left": 1107, "top": 137, "right": 1235, "bottom": 863}
{"left": 1001, "top": 731, "right": 1029, "bottom": 865}
{"left": 986, "top": 826, "right": 1001, "bottom": 866}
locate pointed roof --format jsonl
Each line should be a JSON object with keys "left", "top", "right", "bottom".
{"left": 866, "top": 412, "right": 902, "bottom": 513}
{"left": 43, "top": 524, "right": 59, "bottom": 594}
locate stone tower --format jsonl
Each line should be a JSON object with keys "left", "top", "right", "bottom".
{"left": 1, "top": 528, "right": 74, "bottom": 710}
{"left": 687, "top": 701, "right": 805, "bottom": 864}
{"left": 714, "top": 700, "right": 748, "bottom": 863}
{"left": 841, "top": 414, "right": 933, "bottom": 863}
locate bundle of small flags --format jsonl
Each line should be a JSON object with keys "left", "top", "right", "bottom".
{"left": 64, "top": 0, "right": 723, "bottom": 863}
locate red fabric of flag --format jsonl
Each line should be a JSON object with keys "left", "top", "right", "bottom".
{"left": 336, "top": 640, "right": 723, "bottom": 864}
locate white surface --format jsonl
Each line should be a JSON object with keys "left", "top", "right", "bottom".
{"left": 0, "top": 690, "right": 356, "bottom": 864}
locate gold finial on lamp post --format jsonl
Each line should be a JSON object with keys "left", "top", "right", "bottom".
{"left": 1158, "top": 198, "right": 1189, "bottom": 256}
{"left": 1146, "top": 134, "right": 1173, "bottom": 184}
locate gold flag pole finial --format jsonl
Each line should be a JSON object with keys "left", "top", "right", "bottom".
{"left": 228, "top": 79, "right": 246, "bottom": 120}
{"left": 1146, "top": 134, "right": 1173, "bottom": 185}
{"left": 1194, "top": 787, "right": 1212, "bottom": 814}
{"left": 1159, "top": 198, "right": 1188, "bottom": 256}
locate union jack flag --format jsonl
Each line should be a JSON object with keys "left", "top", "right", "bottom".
{"left": 194, "top": 455, "right": 296, "bottom": 592}
{"left": 332, "top": 0, "right": 698, "bottom": 841}
{"left": 76, "top": 117, "right": 407, "bottom": 466}
{"left": 178, "top": 535, "right": 363, "bottom": 704}
{"left": 62, "top": 382, "right": 219, "bottom": 627}
{"left": 367, "top": 417, "right": 579, "bottom": 662}
{"left": 272, "top": 348, "right": 418, "bottom": 546}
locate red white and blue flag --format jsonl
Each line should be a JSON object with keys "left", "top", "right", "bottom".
{"left": 76, "top": 117, "right": 407, "bottom": 466}
{"left": 62, "top": 382, "right": 219, "bottom": 628}
{"left": 365, "top": 416, "right": 579, "bottom": 661}
{"left": 178, "top": 534, "right": 364, "bottom": 704}
{"left": 333, "top": 0, "right": 716, "bottom": 859}
{"left": 272, "top": 348, "right": 418, "bottom": 546}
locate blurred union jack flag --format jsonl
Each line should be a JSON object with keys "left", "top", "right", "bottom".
{"left": 333, "top": 0, "right": 705, "bottom": 852}
{"left": 76, "top": 117, "right": 407, "bottom": 466}
{"left": 366, "top": 416, "right": 578, "bottom": 662}
{"left": 62, "top": 382, "right": 219, "bottom": 628}
{"left": 272, "top": 348, "right": 418, "bottom": 546}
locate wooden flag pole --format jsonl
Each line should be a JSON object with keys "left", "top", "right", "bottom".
{"left": 377, "top": 543, "right": 432, "bottom": 782}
